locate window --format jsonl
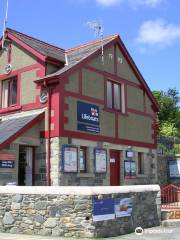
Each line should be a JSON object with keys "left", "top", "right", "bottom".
{"left": 138, "top": 152, "right": 144, "bottom": 175}
{"left": 1, "top": 77, "right": 17, "bottom": 108}
{"left": 79, "top": 147, "right": 87, "bottom": 172}
{"left": 107, "top": 80, "right": 121, "bottom": 111}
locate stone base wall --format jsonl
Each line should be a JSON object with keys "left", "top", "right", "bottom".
{"left": 0, "top": 185, "right": 161, "bottom": 238}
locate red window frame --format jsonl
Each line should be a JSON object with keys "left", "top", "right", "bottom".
{"left": 1, "top": 76, "right": 18, "bottom": 109}
{"left": 106, "top": 80, "right": 121, "bottom": 111}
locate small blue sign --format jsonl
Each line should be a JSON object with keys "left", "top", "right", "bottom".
{"left": 0, "top": 160, "right": 15, "bottom": 169}
{"left": 77, "top": 101, "right": 100, "bottom": 133}
{"left": 92, "top": 198, "right": 115, "bottom": 222}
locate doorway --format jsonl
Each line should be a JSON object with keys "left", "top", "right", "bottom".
{"left": 18, "top": 146, "right": 34, "bottom": 186}
{"left": 110, "top": 150, "right": 120, "bottom": 186}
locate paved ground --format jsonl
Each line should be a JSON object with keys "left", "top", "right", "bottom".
{"left": 0, "top": 226, "right": 179, "bottom": 240}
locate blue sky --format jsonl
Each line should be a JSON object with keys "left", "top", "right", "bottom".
{"left": 0, "top": 0, "right": 180, "bottom": 91}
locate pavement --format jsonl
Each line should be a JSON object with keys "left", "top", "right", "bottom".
{"left": 0, "top": 226, "right": 179, "bottom": 240}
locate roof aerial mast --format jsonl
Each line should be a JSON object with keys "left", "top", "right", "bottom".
{"left": 86, "top": 20, "right": 104, "bottom": 64}
{"left": 2, "top": 0, "right": 9, "bottom": 49}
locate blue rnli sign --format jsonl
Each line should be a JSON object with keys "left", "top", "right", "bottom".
{"left": 77, "top": 101, "right": 100, "bottom": 133}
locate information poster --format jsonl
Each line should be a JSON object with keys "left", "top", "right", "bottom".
{"left": 124, "top": 160, "right": 136, "bottom": 179}
{"left": 169, "top": 159, "right": 180, "bottom": 178}
{"left": 92, "top": 198, "right": 115, "bottom": 221}
{"left": 62, "top": 145, "right": 78, "bottom": 172}
{"left": 0, "top": 152, "right": 15, "bottom": 169}
{"left": 94, "top": 148, "right": 107, "bottom": 173}
{"left": 114, "top": 198, "right": 133, "bottom": 218}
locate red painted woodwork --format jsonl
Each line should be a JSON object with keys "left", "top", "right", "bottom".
{"left": 110, "top": 150, "right": 120, "bottom": 186}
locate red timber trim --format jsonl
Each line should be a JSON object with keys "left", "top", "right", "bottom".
{"left": 127, "top": 108, "right": 155, "bottom": 119}
{"left": 61, "top": 129, "right": 157, "bottom": 149}
{"left": 0, "top": 113, "right": 44, "bottom": 150}
{"left": 79, "top": 69, "right": 83, "bottom": 95}
{"left": 116, "top": 40, "right": 159, "bottom": 111}
{"left": 84, "top": 65, "right": 142, "bottom": 90}
{"left": 0, "top": 63, "right": 46, "bottom": 115}
{"left": 143, "top": 90, "right": 146, "bottom": 113}
{"left": 6, "top": 32, "right": 46, "bottom": 62}
{"left": 0, "top": 63, "right": 44, "bottom": 80}
{"left": 114, "top": 44, "right": 117, "bottom": 75}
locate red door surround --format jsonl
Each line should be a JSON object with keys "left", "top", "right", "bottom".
{"left": 110, "top": 150, "right": 120, "bottom": 186}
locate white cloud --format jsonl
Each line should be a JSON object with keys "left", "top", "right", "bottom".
{"left": 129, "top": 0, "right": 163, "bottom": 8}
{"left": 96, "top": 0, "right": 123, "bottom": 6}
{"left": 136, "top": 19, "right": 180, "bottom": 47}
{"left": 96, "top": 0, "right": 163, "bottom": 7}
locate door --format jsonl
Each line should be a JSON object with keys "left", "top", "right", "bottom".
{"left": 110, "top": 150, "right": 120, "bottom": 186}
{"left": 18, "top": 146, "right": 34, "bottom": 186}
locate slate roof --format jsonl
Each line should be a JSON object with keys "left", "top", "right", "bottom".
{"left": 0, "top": 112, "right": 43, "bottom": 148}
{"left": 6, "top": 28, "right": 65, "bottom": 63}
{"left": 41, "top": 34, "right": 119, "bottom": 78}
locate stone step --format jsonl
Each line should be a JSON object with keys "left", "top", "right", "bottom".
{"left": 161, "top": 219, "right": 180, "bottom": 227}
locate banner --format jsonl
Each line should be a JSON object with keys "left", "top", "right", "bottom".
{"left": 169, "top": 159, "right": 180, "bottom": 178}
{"left": 77, "top": 101, "right": 100, "bottom": 133}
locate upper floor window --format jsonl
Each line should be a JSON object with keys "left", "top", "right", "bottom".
{"left": 107, "top": 80, "right": 121, "bottom": 111}
{"left": 1, "top": 77, "right": 17, "bottom": 108}
{"left": 138, "top": 152, "right": 145, "bottom": 175}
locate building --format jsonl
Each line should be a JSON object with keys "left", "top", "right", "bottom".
{"left": 0, "top": 28, "right": 159, "bottom": 186}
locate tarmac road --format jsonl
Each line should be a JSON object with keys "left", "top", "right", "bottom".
{"left": 0, "top": 226, "right": 179, "bottom": 240}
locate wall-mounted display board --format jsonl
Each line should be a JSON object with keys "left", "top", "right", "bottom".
{"left": 114, "top": 198, "right": 133, "bottom": 218}
{"left": 92, "top": 198, "right": 115, "bottom": 221}
{"left": 92, "top": 197, "right": 133, "bottom": 222}
{"left": 62, "top": 145, "right": 78, "bottom": 173}
{"left": 77, "top": 101, "right": 100, "bottom": 133}
{"left": 124, "top": 160, "right": 136, "bottom": 179}
{"left": 0, "top": 152, "right": 15, "bottom": 169}
{"left": 94, "top": 148, "right": 107, "bottom": 173}
{"left": 169, "top": 159, "right": 180, "bottom": 178}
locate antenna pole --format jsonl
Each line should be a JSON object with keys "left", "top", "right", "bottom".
{"left": 86, "top": 21, "right": 104, "bottom": 64}
{"left": 2, "top": 0, "right": 9, "bottom": 49}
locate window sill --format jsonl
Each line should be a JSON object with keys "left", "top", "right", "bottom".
{"left": 103, "top": 107, "right": 128, "bottom": 116}
{"left": 137, "top": 174, "right": 147, "bottom": 178}
{"left": 0, "top": 105, "right": 22, "bottom": 114}
{"left": 77, "top": 173, "right": 95, "bottom": 178}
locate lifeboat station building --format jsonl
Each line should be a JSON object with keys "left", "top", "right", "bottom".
{"left": 0, "top": 28, "right": 159, "bottom": 186}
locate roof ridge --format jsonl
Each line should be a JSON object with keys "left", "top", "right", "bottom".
{"left": 6, "top": 28, "right": 65, "bottom": 52}
{"left": 66, "top": 34, "right": 119, "bottom": 53}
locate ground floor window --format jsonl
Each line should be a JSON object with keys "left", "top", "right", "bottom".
{"left": 79, "top": 146, "right": 87, "bottom": 172}
{"left": 138, "top": 152, "right": 144, "bottom": 175}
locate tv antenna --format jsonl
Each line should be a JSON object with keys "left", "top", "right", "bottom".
{"left": 1, "top": 0, "right": 9, "bottom": 49}
{"left": 86, "top": 21, "right": 104, "bottom": 64}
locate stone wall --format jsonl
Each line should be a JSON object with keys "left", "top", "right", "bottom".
{"left": 0, "top": 185, "right": 161, "bottom": 238}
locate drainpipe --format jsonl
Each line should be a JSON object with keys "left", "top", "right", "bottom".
{"left": 47, "top": 87, "right": 52, "bottom": 186}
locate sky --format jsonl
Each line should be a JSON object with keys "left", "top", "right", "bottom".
{"left": 0, "top": 0, "right": 180, "bottom": 91}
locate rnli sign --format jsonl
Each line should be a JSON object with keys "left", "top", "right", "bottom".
{"left": 77, "top": 101, "right": 100, "bottom": 133}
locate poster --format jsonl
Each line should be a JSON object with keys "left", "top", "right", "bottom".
{"left": 77, "top": 101, "right": 100, "bottom": 133}
{"left": 0, "top": 152, "right": 15, "bottom": 169}
{"left": 94, "top": 148, "right": 107, "bottom": 173}
{"left": 92, "top": 197, "right": 133, "bottom": 222}
{"left": 62, "top": 145, "right": 78, "bottom": 172}
{"left": 115, "top": 198, "right": 133, "bottom": 218}
{"left": 169, "top": 159, "right": 180, "bottom": 178}
{"left": 124, "top": 160, "right": 136, "bottom": 178}
{"left": 92, "top": 198, "right": 115, "bottom": 221}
